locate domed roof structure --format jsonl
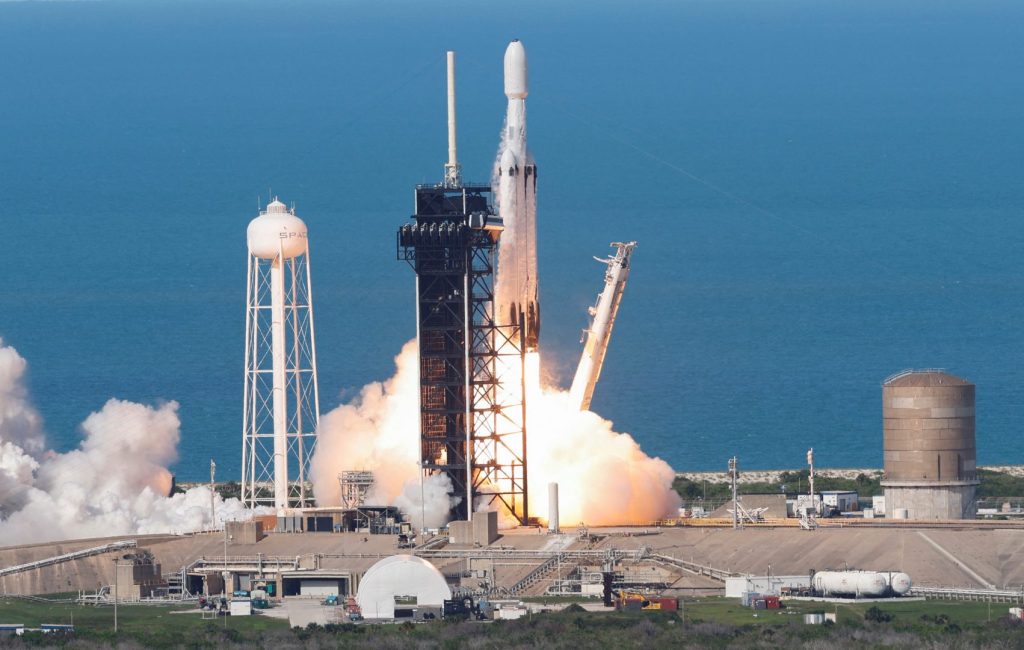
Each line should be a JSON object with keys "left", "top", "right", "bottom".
{"left": 246, "top": 198, "right": 307, "bottom": 260}
{"left": 356, "top": 555, "right": 451, "bottom": 619}
{"left": 883, "top": 370, "right": 970, "bottom": 388}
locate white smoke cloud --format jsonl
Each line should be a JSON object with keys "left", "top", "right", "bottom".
{"left": 526, "top": 387, "right": 681, "bottom": 526}
{"left": 309, "top": 340, "right": 460, "bottom": 528}
{"left": 0, "top": 442, "right": 38, "bottom": 518}
{"left": 0, "top": 339, "right": 46, "bottom": 519}
{"left": 394, "top": 473, "right": 458, "bottom": 531}
{"left": 0, "top": 339, "right": 251, "bottom": 545}
{"left": 310, "top": 341, "right": 680, "bottom": 529}
{"left": 0, "top": 340, "right": 46, "bottom": 458}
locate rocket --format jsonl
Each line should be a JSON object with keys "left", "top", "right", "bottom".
{"left": 495, "top": 39, "right": 540, "bottom": 351}
{"left": 569, "top": 242, "right": 637, "bottom": 412}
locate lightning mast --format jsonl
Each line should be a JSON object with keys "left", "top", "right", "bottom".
{"left": 569, "top": 242, "right": 637, "bottom": 411}
{"left": 241, "top": 199, "right": 320, "bottom": 513}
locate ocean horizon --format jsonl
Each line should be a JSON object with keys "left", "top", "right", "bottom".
{"left": 2, "top": 0, "right": 1023, "bottom": 481}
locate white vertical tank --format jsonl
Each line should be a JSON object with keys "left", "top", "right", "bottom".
{"left": 241, "top": 199, "right": 321, "bottom": 513}
{"left": 548, "top": 482, "right": 559, "bottom": 533}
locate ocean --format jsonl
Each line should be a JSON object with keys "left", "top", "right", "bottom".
{"left": 1, "top": 0, "right": 1022, "bottom": 480}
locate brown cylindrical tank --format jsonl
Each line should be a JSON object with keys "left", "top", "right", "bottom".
{"left": 882, "top": 371, "right": 976, "bottom": 482}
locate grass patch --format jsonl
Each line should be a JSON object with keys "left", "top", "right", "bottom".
{"left": 0, "top": 597, "right": 287, "bottom": 633}
{"left": 0, "top": 595, "right": 1019, "bottom": 648}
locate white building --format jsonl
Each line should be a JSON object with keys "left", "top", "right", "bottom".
{"left": 725, "top": 575, "right": 811, "bottom": 598}
{"left": 821, "top": 491, "right": 859, "bottom": 513}
{"left": 356, "top": 555, "right": 452, "bottom": 619}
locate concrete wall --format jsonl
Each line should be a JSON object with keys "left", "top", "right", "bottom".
{"left": 449, "top": 514, "right": 498, "bottom": 546}
{"left": 227, "top": 521, "right": 264, "bottom": 545}
{"left": 885, "top": 483, "right": 977, "bottom": 520}
{"left": 449, "top": 521, "right": 472, "bottom": 545}
{"left": 114, "top": 554, "right": 167, "bottom": 601}
{"left": 473, "top": 512, "right": 498, "bottom": 546}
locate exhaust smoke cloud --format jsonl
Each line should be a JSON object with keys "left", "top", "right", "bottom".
{"left": 309, "top": 344, "right": 680, "bottom": 528}
{"left": 309, "top": 341, "right": 459, "bottom": 531}
{"left": 0, "top": 339, "right": 251, "bottom": 545}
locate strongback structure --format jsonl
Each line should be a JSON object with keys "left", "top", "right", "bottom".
{"left": 396, "top": 51, "right": 528, "bottom": 524}
{"left": 241, "top": 199, "right": 320, "bottom": 512}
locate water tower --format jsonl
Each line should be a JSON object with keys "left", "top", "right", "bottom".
{"left": 241, "top": 199, "right": 321, "bottom": 512}
{"left": 881, "top": 370, "right": 978, "bottom": 519}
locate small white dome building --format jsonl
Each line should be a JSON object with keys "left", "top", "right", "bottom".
{"left": 356, "top": 555, "right": 451, "bottom": 619}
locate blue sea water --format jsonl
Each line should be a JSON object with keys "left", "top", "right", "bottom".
{"left": 1, "top": 0, "right": 1022, "bottom": 480}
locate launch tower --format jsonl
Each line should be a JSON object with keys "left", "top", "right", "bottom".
{"left": 241, "top": 199, "right": 321, "bottom": 512}
{"left": 397, "top": 52, "right": 529, "bottom": 524}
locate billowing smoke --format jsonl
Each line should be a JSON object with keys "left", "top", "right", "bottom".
{"left": 309, "top": 343, "right": 680, "bottom": 528}
{"left": 526, "top": 377, "right": 681, "bottom": 526}
{"left": 0, "top": 339, "right": 251, "bottom": 545}
{"left": 309, "top": 340, "right": 459, "bottom": 530}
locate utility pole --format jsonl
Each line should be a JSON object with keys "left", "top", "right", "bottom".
{"left": 223, "top": 521, "right": 231, "bottom": 629}
{"left": 807, "top": 448, "right": 816, "bottom": 515}
{"left": 728, "top": 457, "right": 739, "bottom": 530}
{"left": 112, "top": 559, "right": 119, "bottom": 633}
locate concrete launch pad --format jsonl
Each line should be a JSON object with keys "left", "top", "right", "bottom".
{"left": 3, "top": 523, "right": 1024, "bottom": 600}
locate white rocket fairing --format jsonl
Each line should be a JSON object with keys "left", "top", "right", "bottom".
{"left": 495, "top": 39, "right": 540, "bottom": 350}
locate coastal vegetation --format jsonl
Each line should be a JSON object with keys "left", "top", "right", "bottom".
{"left": 673, "top": 467, "right": 1024, "bottom": 510}
{"left": 0, "top": 596, "right": 1020, "bottom": 649}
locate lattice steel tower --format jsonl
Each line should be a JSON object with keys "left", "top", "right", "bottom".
{"left": 241, "top": 199, "right": 321, "bottom": 512}
{"left": 396, "top": 51, "right": 528, "bottom": 523}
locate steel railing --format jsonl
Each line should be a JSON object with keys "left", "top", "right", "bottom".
{"left": 0, "top": 540, "right": 137, "bottom": 578}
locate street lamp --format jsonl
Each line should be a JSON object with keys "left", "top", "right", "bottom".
{"left": 420, "top": 460, "right": 427, "bottom": 535}
{"left": 222, "top": 521, "right": 232, "bottom": 629}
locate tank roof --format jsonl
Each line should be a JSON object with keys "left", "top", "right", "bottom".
{"left": 883, "top": 370, "right": 971, "bottom": 387}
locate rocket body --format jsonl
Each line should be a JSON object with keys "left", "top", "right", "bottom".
{"left": 569, "top": 242, "right": 637, "bottom": 412}
{"left": 495, "top": 40, "right": 540, "bottom": 350}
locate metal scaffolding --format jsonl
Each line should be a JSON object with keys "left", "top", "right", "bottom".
{"left": 398, "top": 184, "right": 528, "bottom": 524}
{"left": 339, "top": 471, "right": 375, "bottom": 509}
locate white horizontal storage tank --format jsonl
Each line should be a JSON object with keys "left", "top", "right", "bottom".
{"left": 812, "top": 571, "right": 911, "bottom": 597}
{"left": 888, "top": 572, "right": 912, "bottom": 596}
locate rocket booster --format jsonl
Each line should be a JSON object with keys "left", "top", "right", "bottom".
{"left": 496, "top": 39, "right": 540, "bottom": 350}
{"left": 569, "top": 242, "right": 637, "bottom": 412}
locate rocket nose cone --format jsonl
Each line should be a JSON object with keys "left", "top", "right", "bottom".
{"left": 504, "top": 39, "right": 528, "bottom": 99}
